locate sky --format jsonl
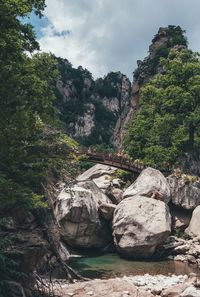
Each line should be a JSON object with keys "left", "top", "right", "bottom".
{"left": 29, "top": 0, "right": 200, "bottom": 79}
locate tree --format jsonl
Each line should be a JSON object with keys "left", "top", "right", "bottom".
{"left": 0, "top": 1, "right": 75, "bottom": 210}
{"left": 0, "top": 2, "right": 81, "bottom": 293}
{"left": 124, "top": 48, "right": 200, "bottom": 168}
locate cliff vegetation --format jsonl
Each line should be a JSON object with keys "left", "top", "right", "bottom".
{"left": 124, "top": 48, "right": 200, "bottom": 169}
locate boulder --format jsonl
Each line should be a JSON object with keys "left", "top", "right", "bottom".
{"left": 188, "top": 245, "right": 200, "bottom": 257}
{"left": 173, "top": 255, "right": 187, "bottom": 262}
{"left": 55, "top": 180, "right": 112, "bottom": 248}
{"left": 112, "top": 178, "right": 123, "bottom": 188}
{"left": 77, "top": 164, "right": 125, "bottom": 203}
{"left": 76, "top": 164, "right": 117, "bottom": 191}
{"left": 123, "top": 167, "right": 171, "bottom": 203}
{"left": 55, "top": 278, "right": 154, "bottom": 297}
{"left": 99, "top": 203, "right": 116, "bottom": 220}
{"left": 181, "top": 286, "right": 200, "bottom": 297}
{"left": 185, "top": 206, "right": 200, "bottom": 238}
{"left": 173, "top": 244, "right": 190, "bottom": 255}
{"left": 170, "top": 206, "right": 192, "bottom": 231}
{"left": 93, "top": 174, "right": 113, "bottom": 191}
{"left": 167, "top": 175, "right": 200, "bottom": 210}
{"left": 112, "top": 195, "right": 171, "bottom": 259}
{"left": 187, "top": 255, "right": 196, "bottom": 264}
{"left": 161, "top": 283, "right": 191, "bottom": 297}
{"left": 110, "top": 188, "right": 123, "bottom": 204}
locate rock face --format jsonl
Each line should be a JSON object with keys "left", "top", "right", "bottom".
{"left": 0, "top": 209, "right": 52, "bottom": 296}
{"left": 99, "top": 203, "right": 116, "bottom": 220}
{"left": 123, "top": 167, "right": 171, "bottom": 203}
{"left": 179, "top": 152, "right": 200, "bottom": 176}
{"left": 185, "top": 206, "right": 200, "bottom": 237}
{"left": 112, "top": 195, "right": 171, "bottom": 259}
{"left": 167, "top": 175, "right": 200, "bottom": 210}
{"left": 0, "top": 210, "right": 49, "bottom": 273}
{"left": 55, "top": 180, "right": 112, "bottom": 248}
{"left": 56, "top": 58, "right": 131, "bottom": 146}
{"left": 72, "top": 103, "right": 95, "bottom": 138}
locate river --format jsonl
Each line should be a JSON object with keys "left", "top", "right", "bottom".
{"left": 68, "top": 253, "right": 200, "bottom": 279}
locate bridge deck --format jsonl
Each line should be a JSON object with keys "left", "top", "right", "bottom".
{"left": 78, "top": 149, "right": 171, "bottom": 175}
{"left": 81, "top": 150, "right": 147, "bottom": 173}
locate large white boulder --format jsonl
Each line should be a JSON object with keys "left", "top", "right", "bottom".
{"left": 55, "top": 180, "right": 112, "bottom": 248}
{"left": 77, "top": 164, "right": 124, "bottom": 203}
{"left": 99, "top": 203, "right": 116, "bottom": 220}
{"left": 123, "top": 167, "right": 171, "bottom": 203}
{"left": 185, "top": 205, "right": 200, "bottom": 237}
{"left": 167, "top": 175, "right": 200, "bottom": 210}
{"left": 112, "top": 195, "right": 171, "bottom": 259}
{"left": 76, "top": 164, "right": 117, "bottom": 191}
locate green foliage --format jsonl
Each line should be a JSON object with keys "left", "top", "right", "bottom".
{"left": 153, "top": 45, "right": 170, "bottom": 65}
{"left": 134, "top": 26, "right": 188, "bottom": 81}
{"left": 94, "top": 72, "right": 120, "bottom": 98}
{"left": 0, "top": 1, "right": 79, "bottom": 211}
{"left": 153, "top": 26, "right": 187, "bottom": 67}
{"left": 124, "top": 48, "right": 200, "bottom": 168}
{"left": 0, "top": 52, "right": 59, "bottom": 210}
{"left": 167, "top": 25, "right": 188, "bottom": 47}
{"left": 0, "top": 0, "right": 45, "bottom": 56}
{"left": 79, "top": 161, "right": 93, "bottom": 171}
{"left": 113, "top": 169, "right": 133, "bottom": 183}
{"left": 89, "top": 143, "right": 115, "bottom": 153}
{"left": 152, "top": 25, "right": 187, "bottom": 47}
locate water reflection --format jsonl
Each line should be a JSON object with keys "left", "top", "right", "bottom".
{"left": 68, "top": 253, "right": 199, "bottom": 279}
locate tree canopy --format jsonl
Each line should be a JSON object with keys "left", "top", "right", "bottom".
{"left": 0, "top": 0, "right": 78, "bottom": 211}
{"left": 124, "top": 48, "right": 200, "bottom": 168}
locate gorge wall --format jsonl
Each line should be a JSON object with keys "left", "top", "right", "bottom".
{"left": 55, "top": 59, "right": 131, "bottom": 146}
{"left": 55, "top": 26, "right": 188, "bottom": 149}
{"left": 55, "top": 26, "right": 200, "bottom": 175}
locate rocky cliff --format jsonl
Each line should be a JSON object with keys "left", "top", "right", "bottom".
{"left": 56, "top": 58, "right": 131, "bottom": 146}
{"left": 113, "top": 26, "right": 188, "bottom": 148}
{"left": 55, "top": 26, "right": 188, "bottom": 149}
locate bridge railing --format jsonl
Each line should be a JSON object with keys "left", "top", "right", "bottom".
{"left": 79, "top": 149, "right": 147, "bottom": 172}
{"left": 76, "top": 148, "right": 172, "bottom": 174}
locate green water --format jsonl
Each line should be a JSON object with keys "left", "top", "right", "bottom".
{"left": 69, "top": 253, "right": 199, "bottom": 279}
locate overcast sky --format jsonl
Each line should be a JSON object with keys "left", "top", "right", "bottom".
{"left": 31, "top": 0, "right": 200, "bottom": 79}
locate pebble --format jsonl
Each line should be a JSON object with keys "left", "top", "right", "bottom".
{"left": 121, "top": 273, "right": 192, "bottom": 294}
{"left": 87, "top": 291, "right": 94, "bottom": 295}
{"left": 51, "top": 272, "right": 200, "bottom": 297}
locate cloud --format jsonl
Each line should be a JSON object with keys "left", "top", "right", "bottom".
{"left": 37, "top": 0, "right": 200, "bottom": 79}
